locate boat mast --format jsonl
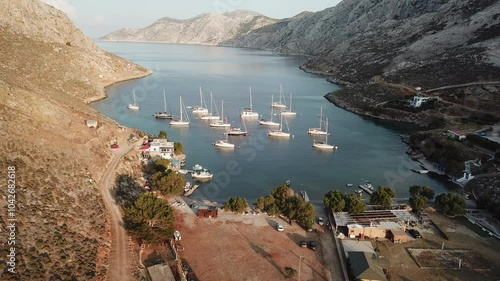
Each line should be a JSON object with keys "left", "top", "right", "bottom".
{"left": 320, "top": 107, "right": 323, "bottom": 130}
{"left": 279, "top": 84, "right": 283, "bottom": 104}
{"left": 199, "top": 87, "right": 203, "bottom": 108}
{"left": 249, "top": 87, "right": 253, "bottom": 111}
{"left": 325, "top": 118, "right": 329, "bottom": 144}
{"left": 163, "top": 89, "right": 167, "bottom": 112}
{"left": 210, "top": 92, "right": 213, "bottom": 116}
{"left": 180, "top": 96, "right": 183, "bottom": 121}
{"left": 270, "top": 95, "right": 274, "bottom": 122}
{"left": 133, "top": 90, "right": 136, "bottom": 106}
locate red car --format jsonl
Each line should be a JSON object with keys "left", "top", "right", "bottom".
{"left": 111, "top": 144, "right": 119, "bottom": 149}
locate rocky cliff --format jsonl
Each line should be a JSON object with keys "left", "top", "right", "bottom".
{"left": 223, "top": 0, "right": 500, "bottom": 126}
{"left": 100, "top": 10, "right": 278, "bottom": 45}
{"left": 0, "top": 0, "right": 150, "bottom": 279}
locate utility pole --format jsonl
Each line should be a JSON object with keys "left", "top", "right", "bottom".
{"left": 298, "top": 255, "right": 302, "bottom": 281}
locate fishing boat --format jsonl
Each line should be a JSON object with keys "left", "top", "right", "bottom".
{"left": 200, "top": 92, "right": 220, "bottom": 120}
{"left": 272, "top": 84, "right": 286, "bottom": 108}
{"left": 268, "top": 113, "right": 291, "bottom": 138}
{"left": 127, "top": 90, "right": 139, "bottom": 110}
{"left": 241, "top": 87, "right": 259, "bottom": 118}
{"left": 308, "top": 107, "right": 328, "bottom": 135}
{"left": 210, "top": 99, "right": 230, "bottom": 128}
{"left": 213, "top": 128, "right": 235, "bottom": 149}
{"left": 281, "top": 93, "right": 296, "bottom": 116}
{"left": 153, "top": 89, "right": 173, "bottom": 119}
{"left": 313, "top": 118, "right": 337, "bottom": 150}
{"left": 170, "top": 96, "right": 190, "bottom": 126}
{"left": 346, "top": 183, "right": 354, "bottom": 187}
{"left": 183, "top": 182, "right": 200, "bottom": 196}
{"left": 259, "top": 95, "right": 280, "bottom": 126}
{"left": 192, "top": 164, "right": 213, "bottom": 179}
{"left": 192, "top": 87, "right": 209, "bottom": 114}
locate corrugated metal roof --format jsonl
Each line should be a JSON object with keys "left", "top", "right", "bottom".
{"left": 147, "top": 264, "right": 175, "bottom": 281}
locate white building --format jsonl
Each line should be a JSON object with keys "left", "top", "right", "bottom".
{"left": 409, "top": 96, "right": 431, "bottom": 108}
{"left": 148, "top": 139, "right": 174, "bottom": 159}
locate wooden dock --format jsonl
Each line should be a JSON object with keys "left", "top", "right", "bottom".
{"left": 184, "top": 184, "right": 200, "bottom": 197}
{"left": 358, "top": 184, "right": 373, "bottom": 195}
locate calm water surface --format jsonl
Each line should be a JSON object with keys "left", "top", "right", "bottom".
{"left": 93, "top": 42, "right": 456, "bottom": 203}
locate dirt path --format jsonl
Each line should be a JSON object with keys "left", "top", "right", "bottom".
{"left": 98, "top": 143, "right": 135, "bottom": 281}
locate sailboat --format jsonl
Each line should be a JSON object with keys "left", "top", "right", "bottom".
{"left": 127, "top": 91, "right": 139, "bottom": 110}
{"left": 308, "top": 107, "right": 328, "bottom": 135}
{"left": 281, "top": 93, "right": 296, "bottom": 116}
{"left": 272, "top": 84, "right": 287, "bottom": 108}
{"left": 259, "top": 95, "right": 280, "bottom": 126}
{"left": 210, "top": 99, "right": 230, "bottom": 127}
{"left": 227, "top": 118, "right": 248, "bottom": 136}
{"left": 268, "top": 112, "right": 291, "bottom": 138}
{"left": 170, "top": 96, "right": 190, "bottom": 126}
{"left": 153, "top": 90, "right": 173, "bottom": 119}
{"left": 192, "top": 87, "right": 209, "bottom": 114}
{"left": 313, "top": 118, "right": 337, "bottom": 150}
{"left": 213, "top": 127, "right": 235, "bottom": 149}
{"left": 200, "top": 92, "right": 220, "bottom": 120}
{"left": 241, "top": 87, "right": 259, "bottom": 118}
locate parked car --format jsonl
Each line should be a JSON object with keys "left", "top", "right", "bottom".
{"left": 308, "top": 241, "right": 317, "bottom": 251}
{"left": 276, "top": 224, "right": 284, "bottom": 232}
{"left": 300, "top": 241, "right": 307, "bottom": 248}
{"left": 111, "top": 144, "right": 119, "bottom": 149}
{"left": 408, "top": 229, "right": 422, "bottom": 239}
{"left": 318, "top": 217, "right": 324, "bottom": 226}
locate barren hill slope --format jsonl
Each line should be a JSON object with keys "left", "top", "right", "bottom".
{"left": 0, "top": 0, "right": 150, "bottom": 280}
{"left": 100, "top": 10, "right": 278, "bottom": 45}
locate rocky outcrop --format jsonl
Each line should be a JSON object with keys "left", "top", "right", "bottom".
{"left": 0, "top": 0, "right": 150, "bottom": 279}
{"left": 100, "top": 10, "right": 278, "bottom": 45}
{"left": 223, "top": 0, "right": 500, "bottom": 125}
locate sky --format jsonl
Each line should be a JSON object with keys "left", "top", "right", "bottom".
{"left": 40, "top": 0, "right": 342, "bottom": 38}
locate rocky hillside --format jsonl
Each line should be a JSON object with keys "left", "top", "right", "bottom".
{"left": 100, "top": 10, "right": 278, "bottom": 45}
{"left": 0, "top": 0, "right": 150, "bottom": 280}
{"left": 223, "top": 0, "right": 500, "bottom": 126}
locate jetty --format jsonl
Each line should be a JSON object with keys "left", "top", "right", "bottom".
{"left": 358, "top": 183, "right": 373, "bottom": 195}
{"left": 184, "top": 183, "right": 200, "bottom": 197}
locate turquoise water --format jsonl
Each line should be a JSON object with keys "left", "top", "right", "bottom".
{"left": 93, "top": 42, "right": 456, "bottom": 203}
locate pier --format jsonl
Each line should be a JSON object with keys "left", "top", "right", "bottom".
{"left": 358, "top": 184, "right": 373, "bottom": 195}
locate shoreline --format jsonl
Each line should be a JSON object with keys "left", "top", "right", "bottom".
{"left": 84, "top": 70, "right": 153, "bottom": 104}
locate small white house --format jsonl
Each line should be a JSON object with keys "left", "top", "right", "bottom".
{"left": 409, "top": 96, "right": 431, "bottom": 108}
{"left": 85, "top": 120, "right": 98, "bottom": 128}
{"left": 148, "top": 139, "right": 174, "bottom": 159}
{"left": 447, "top": 130, "right": 466, "bottom": 140}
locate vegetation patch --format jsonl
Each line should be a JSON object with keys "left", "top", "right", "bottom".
{"left": 407, "top": 249, "right": 492, "bottom": 269}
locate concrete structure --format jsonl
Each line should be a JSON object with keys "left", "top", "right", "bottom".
{"left": 147, "top": 264, "right": 175, "bottom": 281}
{"left": 387, "top": 229, "right": 408, "bottom": 243}
{"left": 342, "top": 241, "right": 375, "bottom": 257}
{"left": 409, "top": 96, "right": 431, "bottom": 108}
{"left": 85, "top": 120, "right": 98, "bottom": 128}
{"left": 447, "top": 130, "right": 466, "bottom": 140}
{"left": 348, "top": 251, "right": 388, "bottom": 281}
{"left": 148, "top": 138, "right": 175, "bottom": 159}
{"left": 334, "top": 211, "right": 416, "bottom": 239}
{"left": 197, "top": 206, "right": 218, "bottom": 218}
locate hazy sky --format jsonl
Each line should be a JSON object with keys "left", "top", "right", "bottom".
{"left": 40, "top": 0, "right": 342, "bottom": 38}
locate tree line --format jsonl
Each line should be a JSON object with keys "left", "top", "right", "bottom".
{"left": 323, "top": 185, "right": 465, "bottom": 216}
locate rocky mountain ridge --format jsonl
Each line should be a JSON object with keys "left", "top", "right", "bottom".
{"left": 223, "top": 0, "right": 500, "bottom": 127}
{"left": 100, "top": 10, "right": 278, "bottom": 45}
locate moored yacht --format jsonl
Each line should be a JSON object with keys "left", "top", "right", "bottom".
{"left": 192, "top": 87, "right": 209, "bottom": 114}
{"left": 241, "top": 87, "right": 259, "bottom": 118}
{"left": 192, "top": 164, "right": 213, "bottom": 179}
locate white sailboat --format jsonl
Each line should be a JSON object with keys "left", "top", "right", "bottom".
{"left": 268, "top": 113, "right": 291, "bottom": 138}
{"left": 259, "top": 95, "right": 280, "bottom": 126}
{"left": 308, "top": 107, "right": 328, "bottom": 135}
{"left": 170, "top": 96, "right": 190, "bottom": 126}
{"left": 153, "top": 90, "right": 173, "bottom": 119}
{"left": 272, "top": 84, "right": 287, "bottom": 108}
{"left": 200, "top": 92, "right": 220, "bottom": 120}
{"left": 192, "top": 87, "right": 209, "bottom": 114}
{"left": 127, "top": 91, "right": 139, "bottom": 110}
{"left": 213, "top": 127, "right": 235, "bottom": 149}
{"left": 227, "top": 118, "right": 248, "bottom": 136}
{"left": 281, "top": 93, "right": 296, "bottom": 116}
{"left": 210, "top": 99, "right": 230, "bottom": 128}
{"left": 241, "top": 87, "right": 259, "bottom": 118}
{"left": 313, "top": 118, "right": 337, "bottom": 150}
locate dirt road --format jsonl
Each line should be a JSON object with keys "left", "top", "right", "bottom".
{"left": 98, "top": 143, "right": 135, "bottom": 281}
